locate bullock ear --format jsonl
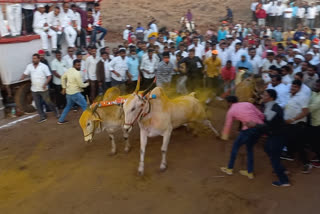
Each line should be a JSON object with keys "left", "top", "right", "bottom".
{"left": 134, "top": 76, "right": 141, "bottom": 93}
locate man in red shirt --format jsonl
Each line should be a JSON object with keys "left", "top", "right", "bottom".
{"left": 221, "top": 60, "right": 236, "bottom": 95}
{"left": 256, "top": 5, "right": 267, "bottom": 27}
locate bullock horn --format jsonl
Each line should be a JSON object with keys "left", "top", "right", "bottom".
{"left": 134, "top": 76, "right": 141, "bottom": 93}
{"left": 142, "top": 79, "right": 156, "bottom": 97}
{"left": 86, "top": 95, "right": 90, "bottom": 106}
{"left": 92, "top": 103, "right": 99, "bottom": 113}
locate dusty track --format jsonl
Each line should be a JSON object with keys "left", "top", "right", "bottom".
{"left": 0, "top": 101, "right": 319, "bottom": 214}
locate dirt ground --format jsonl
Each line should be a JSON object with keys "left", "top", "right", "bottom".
{"left": 0, "top": 100, "right": 319, "bottom": 214}
{"left": 99, "top": 0, "right": 252, "bottom": 42}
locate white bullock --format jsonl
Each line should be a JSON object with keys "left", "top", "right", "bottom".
{"left": 123, "top": 85, "right": 220, "bottom": 175}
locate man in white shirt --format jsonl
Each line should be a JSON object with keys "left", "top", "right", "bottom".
{"left": 109, "top": 49, "right": 131, "bottom": 93}
{"left": 267, "top": 75, "right": 290, "bottom": 108}
{"left": 51, "top": 50, "right": 67, "bottom": 109}
{"left": 6, "top": 3, "right": 22, "bottom": 36}
{"left": 292, "top": 72, "right": 312, "bottom": 98}
{"left": 293, "top": 55, "right": 304, "bottom": 77}
{"left": 248, "top": 48, "right": 262, "bottom": 75}
{"left": 123, "top": 25, "right": 130, "bottom": 41}
{"left": 48, "top": 7, "right": 64, "bottom": 50}
{"left": 0, "top": 5, "right": 9, "bottom": 37}
{"left": 188, "top": 37, "right": 205, "bottom": 60}
{"left": 229, "top": 42, "right": 247, "bottom": 68}
{"left": 283, "top": 80, "right": 310, "bottom": 169}
{"left": 60, "top": 2, "right": 77, "bottom": 48}
{"left": 175, "top": 43, "right": 189, "bottom": 58}
{"left": 296, "top": 3, "right": 306, "bottom": 26}
{"left": 33, "top": 5, "right": 58, "bottom": 55}
{"left": 22, "top": 3, "right": 35, "bottom": 34}
{"left": 70, "top": 4, "right": 82, "bottom": 48}
{"left": 20, "top": 54, "right": 60, "bottom": 123}
{"left": 281, "top": 65, "right": 293, "bottom": 85}
{"left": 86, "top": 47, "right": 99, "bottom": 101}
{"left": 63, "top": 47, "right": 76, "bottom": 69}
{"left": 275, "top": 1, "right": 285, "bottom": 28}
{"left": 307, "top": 3, "right": 317, "bottom": 29}
{"left": 216, "top": 42, "right": 229, "bottom": 66}
{"left": 150, "top": 19, "right": 158, "bottom": 33}
{"left": 283, "top": 3, "right": 293, "bottom": 31}
{"left": 140, "top": 49, "right": 159, "bottom": 89}
{"left": 304, "top": 64, "right": 319, "bottom": 89}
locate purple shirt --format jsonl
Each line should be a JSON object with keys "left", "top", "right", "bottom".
{"left": 186, "top": 12, "right": 193, "bottom": 22}
{"left": 76, "top": 8, "right": 88, "bottom": 29}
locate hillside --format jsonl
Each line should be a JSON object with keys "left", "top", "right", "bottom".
{"left": 100, "top": 0, "right": 252, "bottom": 41}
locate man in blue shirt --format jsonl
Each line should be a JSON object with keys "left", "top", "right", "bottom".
{"left": 127, "top": 49, "right": 140, "bottom": 93}
{"left": 236, "top": 55, "right": 253, "bottom": 79}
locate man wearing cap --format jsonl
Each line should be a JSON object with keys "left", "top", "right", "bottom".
{"left": 306, "top": 51, "right": 319, "bottom": 65}
{"left": 123, "top": 25, "right": 131, "bottom": 41}
{"left": 293, "top": 55, "right": 304, "bottom": 76}
{"left": 204, "top": 50, "right": 222, "bottom": 102}
{"left": 297, "top": 37, "right": 309, "bottom": 55}
{"left": 312, "top": 45, "right": 320, "bottom": 59}
{"left": 33, "top": 5, "right": 57, "bottom": 56}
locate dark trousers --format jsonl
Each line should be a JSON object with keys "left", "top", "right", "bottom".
{"left": 265, "top": 135, "right": 289, "bottom": 183}
{"left": 91, "top": 26, "right": 107, "bottom": 44}
{"left": 54, "top": 84, "right": 66, "bottom": 109}
{"left": 142, "top": 77, "right": 155, "bottom": 90}
{"left": 227, "top": 128, "right": 261, "bottom": 173}
{"left": 126, "top": 80, "right": 138, "bottom": 94}
{"left": 269, "top": 16, "right": 276, "bottom": 27}
{"left": 187, "top": 75, "right": 202, "bottom": 92}
{"left": 284, "top": 122, "right": 308, "bottom": 164}
{"left": 307, "top": 125, "right": 320, "bottom": 159}
{"left": 275, "top": 16, "right": 282, "bottom": 28}
{"left": 89, "top": 80, "right": 98, "bottom": 102}
{"left": 111, "top": 78, "right": 126, "bottom": 94}
{"left": 22, "top": 8, "right": 33, "bottom": 34}
{"left": 206, "top": 76, "right": 223, "bottom": 96}
{"left": 252, "top": 11, "right": 257, "bottom": 21}
{"left": 77, "top": 28, "right": 87, "bottom": 48}
{"left": 32, "top": 91, "right": 58, "bottom": 119}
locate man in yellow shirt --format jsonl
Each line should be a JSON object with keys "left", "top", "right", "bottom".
{"left": 204, "top": 50, "right": 223, "bottom": 103}
{"left": 58, "top": 59, "right": 89, "bottom": 124}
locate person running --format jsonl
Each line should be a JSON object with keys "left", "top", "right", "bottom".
{"left": 220, "top": 96, "right": 264, "bottom": 179}
{"left": 57, "top": 59, "right": 89, "bottom": 124}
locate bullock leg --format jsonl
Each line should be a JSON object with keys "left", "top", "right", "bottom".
{"left": 109, "top": 133, "right": 117, "bottom": 155}
{"left": 123, "top": 131, "right": 131, "bottom": 153}
{"left": 160, "top": 129, "right": 172, "bottom": 172}
{"left": 203, "top": 120, "right": 220, "bottom": 137}
{"left": 138, "top": 129, "right": 148, "bottom": 175}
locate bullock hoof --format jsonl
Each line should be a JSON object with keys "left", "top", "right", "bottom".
{"left": 109, "top": 150, "right": 117, "bottom": 156}
{"left": 138, "top": 170, "right": 144, "bottom": 176}
{"left": 160, "top": 164, "right": 167, "bottom": 172}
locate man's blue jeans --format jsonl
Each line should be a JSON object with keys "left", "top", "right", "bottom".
{"left": 58, "top": 93, "right": 87, "bottom": 122}
{"left": 91, "top": 26, "right": 107, "bottom": 44}
{"left": 227, "top": 128, "right": 261, "bottom": 173}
